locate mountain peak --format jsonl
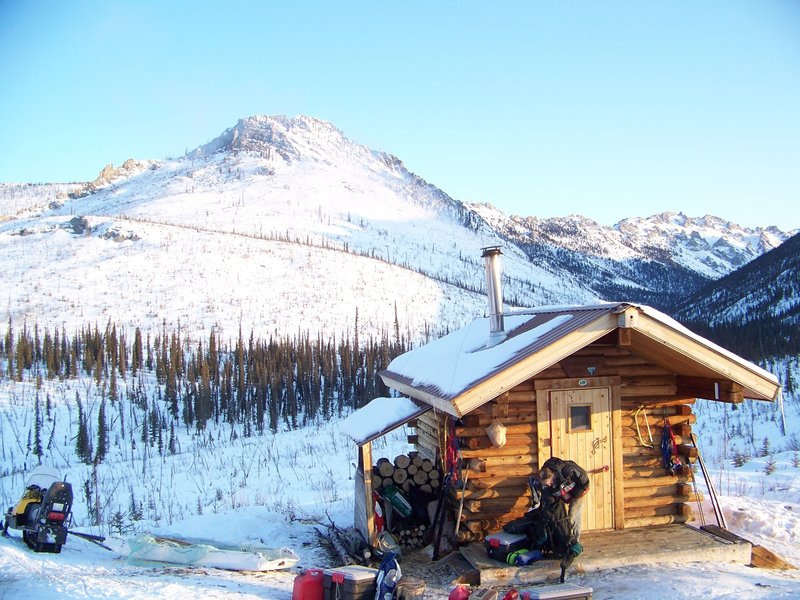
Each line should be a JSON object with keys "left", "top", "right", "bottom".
{"left": 187, "top": 114, "right": 351, "bottom": 163}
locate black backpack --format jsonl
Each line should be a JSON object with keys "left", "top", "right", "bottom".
{"left": 540, "top": 490, "right": 573, "bottom": 556}
{"left": 504, "top": 489, "right": 581, "bottom": 581}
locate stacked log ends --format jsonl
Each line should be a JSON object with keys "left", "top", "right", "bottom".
{"left": 395, "top": 524, "right": 427, "bottom": 553}
{"left": 374, "top": 453, "right": 442, "bottom": 493}
{"left": 372, "top": 452, "right": 443, "bottom": 553}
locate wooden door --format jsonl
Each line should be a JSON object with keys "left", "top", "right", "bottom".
{"left": 537, "top": 384, "right": 615, "bottom": 531}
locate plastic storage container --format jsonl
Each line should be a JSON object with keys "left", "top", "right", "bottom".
{"left": 381, "top": 485, "right": 413, "bottom": 518}
{"left": 292, "top": 568, "right": 324, "bottom": 600}
{"left": 483, "top": 530, "right": 528, "bottom": 562}
{"left": 519, "top": 583, "right": 593, "bottom": 600}
{"left": 322, "top": 565, "right": 379, "bottom": 600}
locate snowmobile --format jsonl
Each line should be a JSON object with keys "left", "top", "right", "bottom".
{"left": 2, "top": 465, "right": 74, "bottom": 553}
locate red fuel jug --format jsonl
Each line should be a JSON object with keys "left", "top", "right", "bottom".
{"left": 292, "top": 568, "right": 324, "bottom": 600}
{"left": 449, "top": 585, "right": 471, "bottom": 600}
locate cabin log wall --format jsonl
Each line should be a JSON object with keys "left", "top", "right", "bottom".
{"left": 412, "top": 344, "right": 702, "bottom": 541}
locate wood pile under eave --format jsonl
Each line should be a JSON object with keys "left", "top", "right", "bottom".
{"left": 373, "top": 454, "right": 441, "bottom": 495}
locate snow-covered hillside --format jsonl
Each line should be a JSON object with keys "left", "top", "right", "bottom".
{"left": 616, "top": 212, "right": 788, "bottom": 276}
{"left": 1, "top": 114, "right": 793, "bottom": 345}
{"left": 0, "top": 115, "right": 599, "bottom": 344}
{"left": 470, "top": 203, "right": 791, "bottom": 280}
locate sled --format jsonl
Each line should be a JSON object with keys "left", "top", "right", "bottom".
{"left": 124, "top": 534, "right": 300, "bottom": 571}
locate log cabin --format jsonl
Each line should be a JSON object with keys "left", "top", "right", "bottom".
{"left": 343, "top": 247, "right": 782, "bottom": 548}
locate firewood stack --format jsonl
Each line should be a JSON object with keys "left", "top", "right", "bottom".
{"left": 372, "top": 452, "right": 442, "bottom": 553}
{"left": 394, "top": 523, "right": 427, "bottom": 552}
{"left": 372, "top": 453, "right": 441, "bottom": 494}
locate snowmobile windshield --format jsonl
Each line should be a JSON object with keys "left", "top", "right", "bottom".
{"left": 25, "top": 465, "right": 61, "bottom": 490}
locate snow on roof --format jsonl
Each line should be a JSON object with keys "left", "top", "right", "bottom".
{"left": 383, "top": 302, "right": 780, "bottom": 404}
{"left": 385, "top": 312, "right": 573, "bottom": 398}
{"left": 339, "top": 396, "right": 430, "bottom": 445}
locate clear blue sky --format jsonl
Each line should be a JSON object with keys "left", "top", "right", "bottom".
{"left": 1, "top": 1, "right": 799, "bottom": 229}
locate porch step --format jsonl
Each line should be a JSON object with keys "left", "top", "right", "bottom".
{"left": 460, "top": 524, "right": 753, "bottom": 587}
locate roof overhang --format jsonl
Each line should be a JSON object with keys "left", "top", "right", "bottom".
{"left": 339, "top": 396, "right": 431, "bottom": 445}
{"left": 618, "top": 305, "right": 780, "bottom": 402}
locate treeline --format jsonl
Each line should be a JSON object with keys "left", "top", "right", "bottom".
{"left": 1, "top": 315, "right": 410, "bottom": 443}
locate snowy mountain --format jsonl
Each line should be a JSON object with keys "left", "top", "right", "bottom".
{"left": 470, "top": 204, "right": 791, "bottom": 311}
{"left": 0, "top": 114, "right": 794, "bottom": 345}
{"left": 675, "top": 230, "right": 800, "bottom": 364}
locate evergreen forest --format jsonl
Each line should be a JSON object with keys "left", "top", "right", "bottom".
{"left": 0, "top": 317, "right": 412, "bottom": 468}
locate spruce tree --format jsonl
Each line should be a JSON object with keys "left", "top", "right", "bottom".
{"left": 760, "top": 436, "right": 771, "bottom": 457}
{"left": 132, "top": 327, "right": 143, "bottom": 376}
{"left": 76, "top": 393, "right": 92, "bottom": 464}
{"left": 95, "top": 399, "right": 108, "bottom": 464}
{"left": 5, "top": 318, "right": 13, "bottom": 380}
{"left": 32, "top": 392, "right": 43, "bottom": 464}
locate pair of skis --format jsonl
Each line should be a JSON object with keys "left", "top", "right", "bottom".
{"left": 690, "top": 433, "right": 727, "bottom": 529}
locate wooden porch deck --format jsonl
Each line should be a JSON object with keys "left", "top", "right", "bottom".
{"left": 458, "top": 524, "right": 753, "bottom": 587}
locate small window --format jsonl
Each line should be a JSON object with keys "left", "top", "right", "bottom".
{"left": 570, "top": 405, "right": 591, "bottom": 432}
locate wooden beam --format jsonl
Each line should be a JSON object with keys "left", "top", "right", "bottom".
{"left": 610, "top": 377, "right": 625, "bottom": 530}
{"left": 453, "top": 485, "right": 529, "bottom": 500}
{"left": 359, "top": 442, "right": 377, "bottom": 546}
{"left": 458, "top": 444, "right": 535, "bottom": 459}
{"left": 676, "top": 376, "right": 745, "bottom": 403}
{"left": 624, "top": 513, "right": 689, "bottom": 527}
{"left": 466, "top": 454, "right": 537, "bottom": 471}
{"left": 468, "top": 476, "right": 531, "bottom": 490}
{"left": 463, "top": 464, "right": 539, "bottom": 479}
{"left": 624, "top": 474, "right": 689, "bottom": 488}
{"left": 620, "top": 413, "right": 696, "bottom": 428}
{"left": 751, "top": 545, "right": 798, "bottom": 570}
{"left": 456, "top": 423, "right": 536, "bottom": 437}
{"left": 621, "top": 396, "right": 696, "bottom": 409}
{"left": 462, "top": 433, "right": 537, "bottom": 450}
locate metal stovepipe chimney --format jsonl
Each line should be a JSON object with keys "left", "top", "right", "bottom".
{"left": 481, "top": 246, "right": 505, "bottom": 347}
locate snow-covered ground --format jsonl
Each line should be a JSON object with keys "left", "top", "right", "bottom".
{"left": 2, "top": 509, "right": 800, "bottom": 600}
{"left": 1, "top": 374, "right": 799, "bottom": 599}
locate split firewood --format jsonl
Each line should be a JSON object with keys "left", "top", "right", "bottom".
{"left": 393, "top": 468, "right": 408, "bottom": 484}
{"left": 378, "top": 458, "right": 395, "bottom": 478}
{"left": 394, "top": 454, "right": 411, "bottom": 469}
{"left": 413, "top": 470, "right": 428, "bottom": 485}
